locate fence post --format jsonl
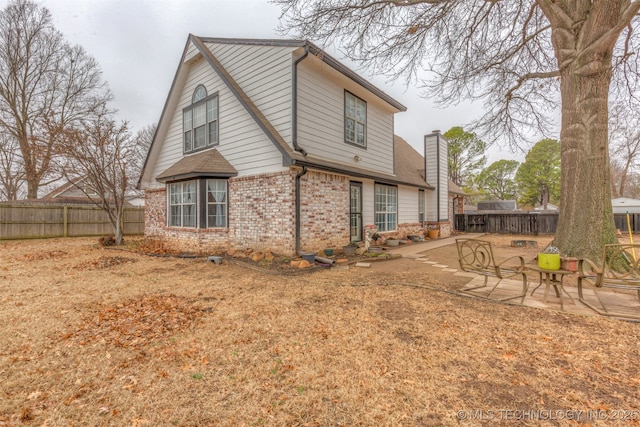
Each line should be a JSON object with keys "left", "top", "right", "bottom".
{"left": 63, "top": 206, "right": 68, "bottom": 237}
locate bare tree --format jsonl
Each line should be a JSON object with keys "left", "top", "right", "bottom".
{"left": 0, "top": 0, "right": 111, "bottom": 199}
{"left": 609, "top": 103, "right": 640, "bottom": 198}
{"left": 59, "top": 112, "right": 137, "bottom": 245}
{"left": 0, "top": 130, "right": 25, "bottom": 200}
{"left": 124, "top": 123, "right": 156, "bottom": 203}
{"left": 277, "top": 0, "right": 640, "bottom": 259}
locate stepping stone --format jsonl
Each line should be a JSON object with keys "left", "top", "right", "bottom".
{"left": 442, "top": 268, "right": 458, "bottom": 272}
{"left": 355, "top": 262, "right": 371, "bottom": 268}
{"left": 433, "top": 264, "right": 447, "bottom": 268}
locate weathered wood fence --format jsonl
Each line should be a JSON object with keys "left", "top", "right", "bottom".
{"left": 455, "top": 212, "right": 640, "bottom": 234}
{"left": 0, "top": 204, "right": 145, "bottom": 240}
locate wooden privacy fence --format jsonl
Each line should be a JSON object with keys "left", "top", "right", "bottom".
{"left": 455, "top": 212, "right": 640, "bottom": 234}
{"left": 0, "top": 204, "right": 145, "bottom": 240}
{"left": 455, "top": 212, "right": 559, "bottom": 234}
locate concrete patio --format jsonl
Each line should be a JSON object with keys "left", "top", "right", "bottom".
{"left": 388, "top": 234, "right": 640, "bottom": 321}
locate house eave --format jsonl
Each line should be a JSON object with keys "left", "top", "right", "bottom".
{"left": 156, "top": 172, "right": 237, "bottom": 183}
{"left": 292, "top": 159, "right": 434, "bottom": 190}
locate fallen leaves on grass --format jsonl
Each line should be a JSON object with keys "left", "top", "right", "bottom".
{"left": 74, "top": 256, "right": 137, "bottom": 270}
{"left": 18, "top": 250, "right": 68, "bottom": 262}
{"left": 67, "top": 294, "right": 204, "bottom": 348}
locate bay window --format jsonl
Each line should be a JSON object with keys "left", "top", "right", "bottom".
{"left": 167, "top": 178, "right": 228, "bottom": 228}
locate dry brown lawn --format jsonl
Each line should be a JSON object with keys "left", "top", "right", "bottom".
{"left": 1, "top": 235, "right": 639, "bottom": 426}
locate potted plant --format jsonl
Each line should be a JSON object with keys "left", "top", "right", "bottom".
{"left": 427, "top": 225, "right": 439, "bottom": 239}
{"left": 385, "top": 238, "right": 400, "bottom": 247}
{"left": 342, "top": 241, "right": 358, "bottom": 256}
{"left": 538, "top": 245, "right": 561, "bottom": 270}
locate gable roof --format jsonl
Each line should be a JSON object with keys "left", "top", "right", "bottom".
{"left": 156, "top": 149, "right": 238, "bottom": 183}
{"left": 198, "top": 37, "right": 407, "bottom": 112}
{"left": 139, "top": 36, "right": 407, "bottom": 189}
{"left": 190, "top": 36, "right": 299, "bottom": 163}
{"left": 42, "top": 176, "right": 87, "bottom": 199}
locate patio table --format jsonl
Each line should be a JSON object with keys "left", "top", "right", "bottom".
{"left": 527, "top": 265, "right": 575, "bottom": 309}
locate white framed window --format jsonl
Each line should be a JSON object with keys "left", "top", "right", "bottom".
{"left": 169, "top": 181, "right": 197, "bottom": 227}
{"left": 207, "top": 179, "right": 227, "bottom": 228}
{"left": 167, "top": 178, "right": 229, "bottom": 229}
{"left": 375, "top": 183, "right": 397, "bottom": 231}
{"left": 184, "top": 85, "right": 219, "bottom": 153}
{"left": 345, "top": 91, "right": 366, "bottom": 147}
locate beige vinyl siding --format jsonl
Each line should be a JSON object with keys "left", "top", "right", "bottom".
{"left": 297, "top": 59, "right": 395, "bottom": 175}
{"left": 150, "top": 55, "right": 285, "bottom": 189}
{"left": 357, "top": 179, "right": 376, "bottom": 230}
{"left": 425, "top": 152, "right": 438, "bottom": 222}
{"left": 184, "top": 42, "right": 200, "bottom": 63}
{"left": 398, "top": 186, "right": 419, "bottom": 224}
{"left": 207, "top": 43, "right": 294, "bottom": 145}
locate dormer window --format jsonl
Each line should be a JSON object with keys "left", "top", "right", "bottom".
{"left": 345, "top": 91, "right": 367, "bottom": 147}
{"left": 183, "top": 85, "right": 218, "bottom": 153}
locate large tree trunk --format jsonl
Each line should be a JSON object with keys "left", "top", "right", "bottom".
{"left": 546, "top": 1, "right": 628, "bottom": 260}
{"left": 553, "top": 65, "right": 618, "bottom": 260}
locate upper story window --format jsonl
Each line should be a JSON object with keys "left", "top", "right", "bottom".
{"left": 345, "top": 91, "right": 367, "bottom": 147}
{"left": 183, "top": 85, "right": 218, "bottom": 153}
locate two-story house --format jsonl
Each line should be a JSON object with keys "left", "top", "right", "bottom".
{"left": 139, "top": 36, "right": 450, "bottom": 256}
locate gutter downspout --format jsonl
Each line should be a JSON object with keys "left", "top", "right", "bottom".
{"left": 293, "top": 46, "right": 309, "bottom": 255}
{"left": 295, "top": 166, "right": 308, "bottom": 255}
{"left": 292, "top": 45, "right": 309, "bottom": 156}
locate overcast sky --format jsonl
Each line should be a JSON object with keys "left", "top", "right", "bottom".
{"left": 29, "top": 0, "right": 519, "bottom": 162}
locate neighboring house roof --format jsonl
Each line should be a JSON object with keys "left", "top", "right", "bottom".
{"left": 612, "top": 197, "right": 640, "bottom": 213}
{"left": 533, "top": 203, "right": 559, "bottom": 211}
{"left": 156, "top": 149, "right": 238, "bottom": 182}
{"left": 42, "top": 176, "right": 86, "bottom": 199}
{"left": 612, "top": 197, "right": 640, "bottom": 207}
{"left": 40, "top": 176, "right": 132, "bottom": 206}
{"left": 139, "top": 36, "right": 409, "bottom": 190}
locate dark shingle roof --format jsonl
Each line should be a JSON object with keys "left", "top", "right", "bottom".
{"left": 156, "top": 149, "right": 238, "bottom": 182}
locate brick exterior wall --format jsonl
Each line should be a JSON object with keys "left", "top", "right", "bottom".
{"left": 144, "top": 169, "right": 351, "bottom": 256}
{"left": 143, "top": 168, "right": 453, "bottom": 254}
{"left": 299, "top": 170, "right": 350, "bottom": 252}
{"left": 229, "top": 171, "right": 296, "bottom": 254}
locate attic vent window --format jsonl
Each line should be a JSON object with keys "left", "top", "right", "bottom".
{"left": 184, "top": 85, "right": 219, "bottom": 153}
{"left": 344, "top": 91, "right": 367, "bottom": 148}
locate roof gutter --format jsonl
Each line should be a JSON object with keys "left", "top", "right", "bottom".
{"left": 292, "top": 45, "right": 309, "bottom": 156}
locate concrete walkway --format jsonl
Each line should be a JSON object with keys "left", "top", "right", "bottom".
{"left": 385, "top": 233, "right": 485, "bottom": 257}
{"left": 387, "top": 234, "right": 640, "bottom": 321}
